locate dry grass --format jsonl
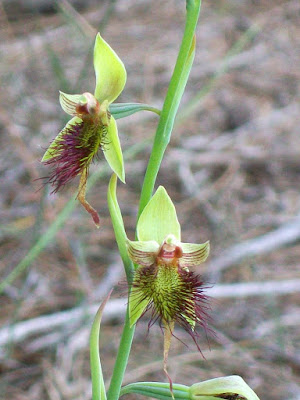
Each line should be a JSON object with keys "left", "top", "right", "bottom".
{"left": 0, "top": 0, "right": 299, "bottom": 399}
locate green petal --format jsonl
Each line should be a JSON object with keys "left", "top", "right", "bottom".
{"left": 189, "top": 376, "right": 260, "bottom": 400}
{"left": 179, "top": 241, "right": 210, "bottom": 268}
{"left": 103, "top": 116, "right": 125, "bottom": 183}
{"left": 127, "top": 239, "right": 159, "bottom": 266}
{"left": 94, "top": 33, "right": 126, "bottom": 104}
{"left": 41, "top": 116, "right": 81, "bottom": 162}
{"left": 128, "top": 286, "right": 150, "bottom": 327}
{"left": 59, "top": 91, "right": 83, "bottom": 116}
{"left": 137, "top": 186, "right": 181, "bottom": 243}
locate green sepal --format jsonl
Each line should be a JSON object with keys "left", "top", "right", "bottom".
{"left": 41, "top": 116, "right": 81, "bottom": 162}
{"left": 90, "top": 291, "right": 112, "bottom": 400}
{"left": 94, "top": 33, "right": 126, "bottom": 104}
{"left": 128, "top": 286, "right": 150, "bottom": 327}
{"left": 137, "top": 186, "right": 181, "bottom": 243}
{"left": 110, "top": 103, "right": 161, "bottom": 120}
{"left": 104, "top": 116, "right": 125, "bottom": 183}
{"left": 189, "top": 376, "right": 260, "bottom": 400}
{"left": 120, "top": 382, "right": 189, "bottom": 400}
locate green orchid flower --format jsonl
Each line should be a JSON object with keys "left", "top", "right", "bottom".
{"left": 126, "top": 186, "right": 210, "bottom": 390}
{"left": 42, "top": 33, "right": 126, "bottom": 227}
{"left": 189, "top": 376, "right": 260, "bottom": 400}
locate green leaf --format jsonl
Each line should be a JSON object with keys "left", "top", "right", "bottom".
{"left": 189, "top": 376, "right": 260, "bottom": 400}
{"left": 107, "top": 174, "right": 133, "bottom": 282}
{"left": 41, "top": 116, "right": 81, "bottom": 162}
{"left": 103, "top": 116, "right": 125, "bottom": 183}
{"left": 94, "top": 33, "right": 126, "bottom": 104}
{"left": 120, "top": 382, "right": 189, "bottom": 400}
{"left": 90, "top": 291, "right": 112, "bottom": 400}
{"left": 137, "top": 186, "right": 181, "bottom": 244}
{"left": 110, "top": 103, "right": 161, "bottom": 120}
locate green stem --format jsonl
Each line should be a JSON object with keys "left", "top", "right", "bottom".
{"left": 107, "top": 2, "right": 202, "bottom": 399}
{"left": 106, "top": 175, "right": 135, "bottom": 400}
{"left": 137, "top": 0, "right": 202, "bottom": 217}
{"left": 106, "top": 309, "right": 135, "bottom": 400}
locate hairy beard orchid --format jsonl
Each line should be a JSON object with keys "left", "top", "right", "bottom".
{"left": 127, "top": 186, "right": 211, "bottom": 390}
{"left": 42, "top": 33, "right": 126, "bottom": 227}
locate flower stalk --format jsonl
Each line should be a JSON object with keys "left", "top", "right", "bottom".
{"left": 106, "top": 2, "right": 204, "bottom": 400}
{"left": 106, "top": 174, "right": 135, "bottom": 400}
{"left": 138, "top": 0, "right": 201, "bottom": 217}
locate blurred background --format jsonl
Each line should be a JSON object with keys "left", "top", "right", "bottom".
{"left": 0, "top": 0, "right": 300, "bottom": 399}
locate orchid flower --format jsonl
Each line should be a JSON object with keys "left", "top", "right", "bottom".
{"left": 42, "top": 33, "right": 126, "bottom": 227}
{"left": 127, "top": 186, "right": 211, "bottom": 390}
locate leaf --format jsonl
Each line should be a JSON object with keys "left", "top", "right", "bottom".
{"left": 107, "top": 174, "right": 133, "bottom": 281}
{"left": 120, "top": 382, "right": 190, "bottom": 400}
{"left": 90, "top": 291, "right": 112, "bottom": 400}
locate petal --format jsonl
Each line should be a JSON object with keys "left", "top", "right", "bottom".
{"left": 59, "top": 92, "right": 83, "bottom": 116}
{"left": 41, "top": 116, "right": 81, "bottom": 162}
{"left": 94, "top": 33, "right": 126, "bottom": 104}
{"left": 137, "top": 186, "right": 181, "bottom": 244}
{"left": 179, "top": 241, "right": 210, "bottom": 268}
{"left": 127, "top": 239, "right": 159, "bottom": 266}
{"left": 103, "top": 116, "right": 125, "bottom": 183}
{"left": 129, "top": 286, "right": 150, "bottom": 327}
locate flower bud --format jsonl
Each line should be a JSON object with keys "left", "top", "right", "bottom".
{"left": 189, "top": 376, "right": 260, "bottom": 400}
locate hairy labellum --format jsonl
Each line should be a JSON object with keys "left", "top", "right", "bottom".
{"left": 128, "top": 234, "right": 211, "bottom": 348}
{"left": 132, "top": 259, "right": 210, "bottom": 337}
{"left": 44, "top": 117, "right": 106, "bottom": 193}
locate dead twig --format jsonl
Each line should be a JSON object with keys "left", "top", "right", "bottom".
{"left": 207, "top": 214, "right": 300, "bottom": 279}
{"left": 1, "top": 279, "right": 299, "bottom": 352}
